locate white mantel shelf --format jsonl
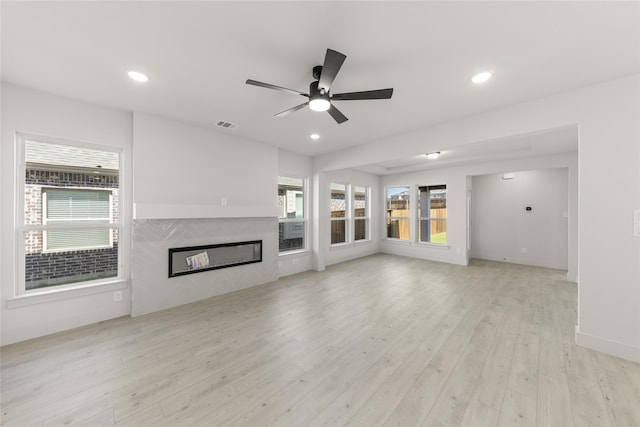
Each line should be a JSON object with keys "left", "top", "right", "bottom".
{"left": 133, "top": 203, "right": 280, "bottom": 220}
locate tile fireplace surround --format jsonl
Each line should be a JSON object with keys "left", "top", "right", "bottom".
{"left": 131, "top": 217, "right": 278, "bottom": 316}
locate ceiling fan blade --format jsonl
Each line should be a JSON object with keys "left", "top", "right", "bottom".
{"left": 318, "top": 49, "right": 346, "bottom": 92}
{"left": 331, "top": 88, "right": 394, "bottom": 101}
{"left": 327, "top": 104, "right": 348, "bottom": 124}
{"left": 246, "top": 79, "right": 309, "bottom": 97}
{"left": 275, "top": 102, "right": 309, "bottom": 117}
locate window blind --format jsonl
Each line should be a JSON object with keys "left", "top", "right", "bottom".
{"left": 43, "top": 189, "right": 112, "bottom": 250}
{"left": 45, "top": 189, "right": 110, "bottom": 221}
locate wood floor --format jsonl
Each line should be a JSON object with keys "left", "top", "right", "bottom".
{"left": 2, "top": 254, "right": 639, "bottom": 426}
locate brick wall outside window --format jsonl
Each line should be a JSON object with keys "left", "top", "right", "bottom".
{"left": 24, "top": 167, "right": 119, "bottom": 290}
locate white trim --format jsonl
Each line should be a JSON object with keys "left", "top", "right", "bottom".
{"left": 278, "top": 175, "right": 308, "bottom": 253}
{"left": 383, "top": 238, "right": 412, "bottom": 245}
{"left": 278, "top": 248, "right": 310, "bottom": 257}
{"left": 18, "top": 131, "right": 124, "bottom": 155}
{"left": 16, "top": 133, "right": 27, "bottom": 298}
{"left": 575, "top": 326, "right": 640, "bottom": 363}
{"left": 330, "top": 181, "right": 350, "bottom": 246}
{"left": 353, "top": 185, "right": 370, "bottom": 243}
{"left": 25, "top": 221, "right": 117, "bottom": 231}
{"left": 329, "top": 218, "right": 349, "bottom": 246}
{"left": 7, "top": 279, "right": 127, "bottom": 308}
{"left": 416, "top": 184, "right": 448, "bottom": 245}
{"left": 329, "top": 242, "right": 351, "bottom": 250}
{"left": 16, "top": 133, "right": 125, "bottom": 296}
{"left": 134, "top": 203, "right": 280, "bottom": 219}
{"left": 384, "top": 185, "right": 411, "bottom": 241}
{"left": 414, "top": 242, "right": 451, "bottom": 251}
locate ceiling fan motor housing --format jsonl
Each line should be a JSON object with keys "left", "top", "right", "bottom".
{"left": 309, "top": 80, "right": 328, "bottom": 98}
{"left": 312, "top": 65, "right": 323, "bottom": 81}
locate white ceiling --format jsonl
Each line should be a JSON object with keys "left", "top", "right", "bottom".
{"left": 355, "top": 126, "right": 580, "bottom": 175}
{"left": 2, "top": 1, "right": 639, "bottom": 170}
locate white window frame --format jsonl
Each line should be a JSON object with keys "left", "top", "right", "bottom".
{"left": 417, "top": 184, "right": 447, "bottom": 245}
{"left": 353, "top": 185, "right": 370, "bottom": 242}
{"left": 330, "top": 182, "right": 350, "bottom": 246}
{"left": 278, "top": 176, "right": 308, "bottom": 254}
{"left": 385, "top": 186, "right": 410, "bottom": 241}
{"left": 16, "top": 133, "right": 124, "bottom": 296}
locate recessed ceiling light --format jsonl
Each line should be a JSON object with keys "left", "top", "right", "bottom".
{"left": 426, "top": 152, "right": 440, "bottom": 160}
{"left": 310, "top": 133, "right": 320, "bottom": 140}
{"left": 128, "top": 70, "right": 149, "bottom": 82}
{"left": 471, "top": 71, "right": 492, "bottom": 84}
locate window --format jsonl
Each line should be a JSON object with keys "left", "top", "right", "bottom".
{"left": 386, "top": 186, "right": 410, "bottom": 240}
{"left": 20, "top": 136, "right": 121, "bottom": 291}
{"left": 330, "top": 183, "right": 348, "bottom": 244}
{"left": 354, "top": 186, "right": 369, "bottom": 241}
{"left": 418, "top": 185, "right": 447, "bottom": 244}
{"left": 278, "top": 176, "right": 306, "bottom": 253}
{"left": 43, "top": 188, "right": 113, "bottom": 252}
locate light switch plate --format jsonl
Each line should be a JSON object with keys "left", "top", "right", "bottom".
{"left": 634, "top": 209, "right": 640, "bottom": 237}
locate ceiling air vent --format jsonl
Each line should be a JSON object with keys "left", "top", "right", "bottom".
{"left": 215, "top": 120, "right": 239, "bottom": 130}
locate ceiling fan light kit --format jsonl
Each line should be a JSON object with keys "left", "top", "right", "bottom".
{"left": 309, "top": 98, "right": 330, "bottom": 112}
{"left": 309, "top": 81, "right": 331, "bottom": 112}
{"left": 246, "top": 48, "right": 393, "bottom": 124}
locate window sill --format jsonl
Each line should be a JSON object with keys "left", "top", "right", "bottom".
{"left": 6, "top": 279, "right": 128, "bottom": 308}
{"left": 415, "top": 242, "right": 450, "bottom": 250}
{"left": 329, "top": 240, "right": 373, "bottom": 251}
{"left": 330, "top": 242, "right": 352, "bottom": 250}
{"left": 278, "top": 249, "right": 309, "bottom": 257}
{"left": 384, "top": 238, "right": 411, "bottom": 245}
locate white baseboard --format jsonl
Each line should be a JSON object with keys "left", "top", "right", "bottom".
{"left": 470, "top": 252, "right": 567, "bottom": 271}
{"left": 575, "top": 326, "right": 640, "bottom": 362}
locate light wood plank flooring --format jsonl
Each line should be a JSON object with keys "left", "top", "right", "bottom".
{"left": 2, "top": 254, "right": 639, "bottom": 426}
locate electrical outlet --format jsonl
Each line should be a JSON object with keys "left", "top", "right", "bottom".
{"left": 521, "top": 248, "right": 527, "bottom": 254}
{"left": 221, "top": 198, "right": 227, "bottom": 206}
{"left": 113, "top": 291, "right": 123, "bottom": 302}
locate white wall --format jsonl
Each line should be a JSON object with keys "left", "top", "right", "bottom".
{"left": 316, "top": 74, "right": 640, "bottom": 362}
{"left": 0, "top": 88, "right": 285, "bottom": 343}
{"left": 1, "top": 83, "right": 133, "bottom": 345}
{"left": 278, "top": 150, "right": 314, "bottom": 277}
{"left": 471, "top": 168, "right": 569, "bottom": 270}
{"left": 380, "top": 154, "right": 576, "bottom": 269}
{"left": 576, "top": 78, "right": 640, "bottom": 362}
{"left": 130, "top": 113, "right": 280, "bottom": 315}
{"left": 3, "top": 75, "right": 638, "bottom": 361}
{"left": 316, "top": 168, "right": 381, "bottom": 268}
{"left": 380, "top": 170, "right": 468, "bottom": 265}
{"left": 133, "top": 112, "right": 279, "bottom": 219}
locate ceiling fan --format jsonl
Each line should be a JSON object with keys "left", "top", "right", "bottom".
{"left": 246, "top": 49, "right": 393, "bottom": 124}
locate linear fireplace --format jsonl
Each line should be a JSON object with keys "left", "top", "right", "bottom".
{"left": 168, "top": 240, "right": 262, "bottom": 278}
